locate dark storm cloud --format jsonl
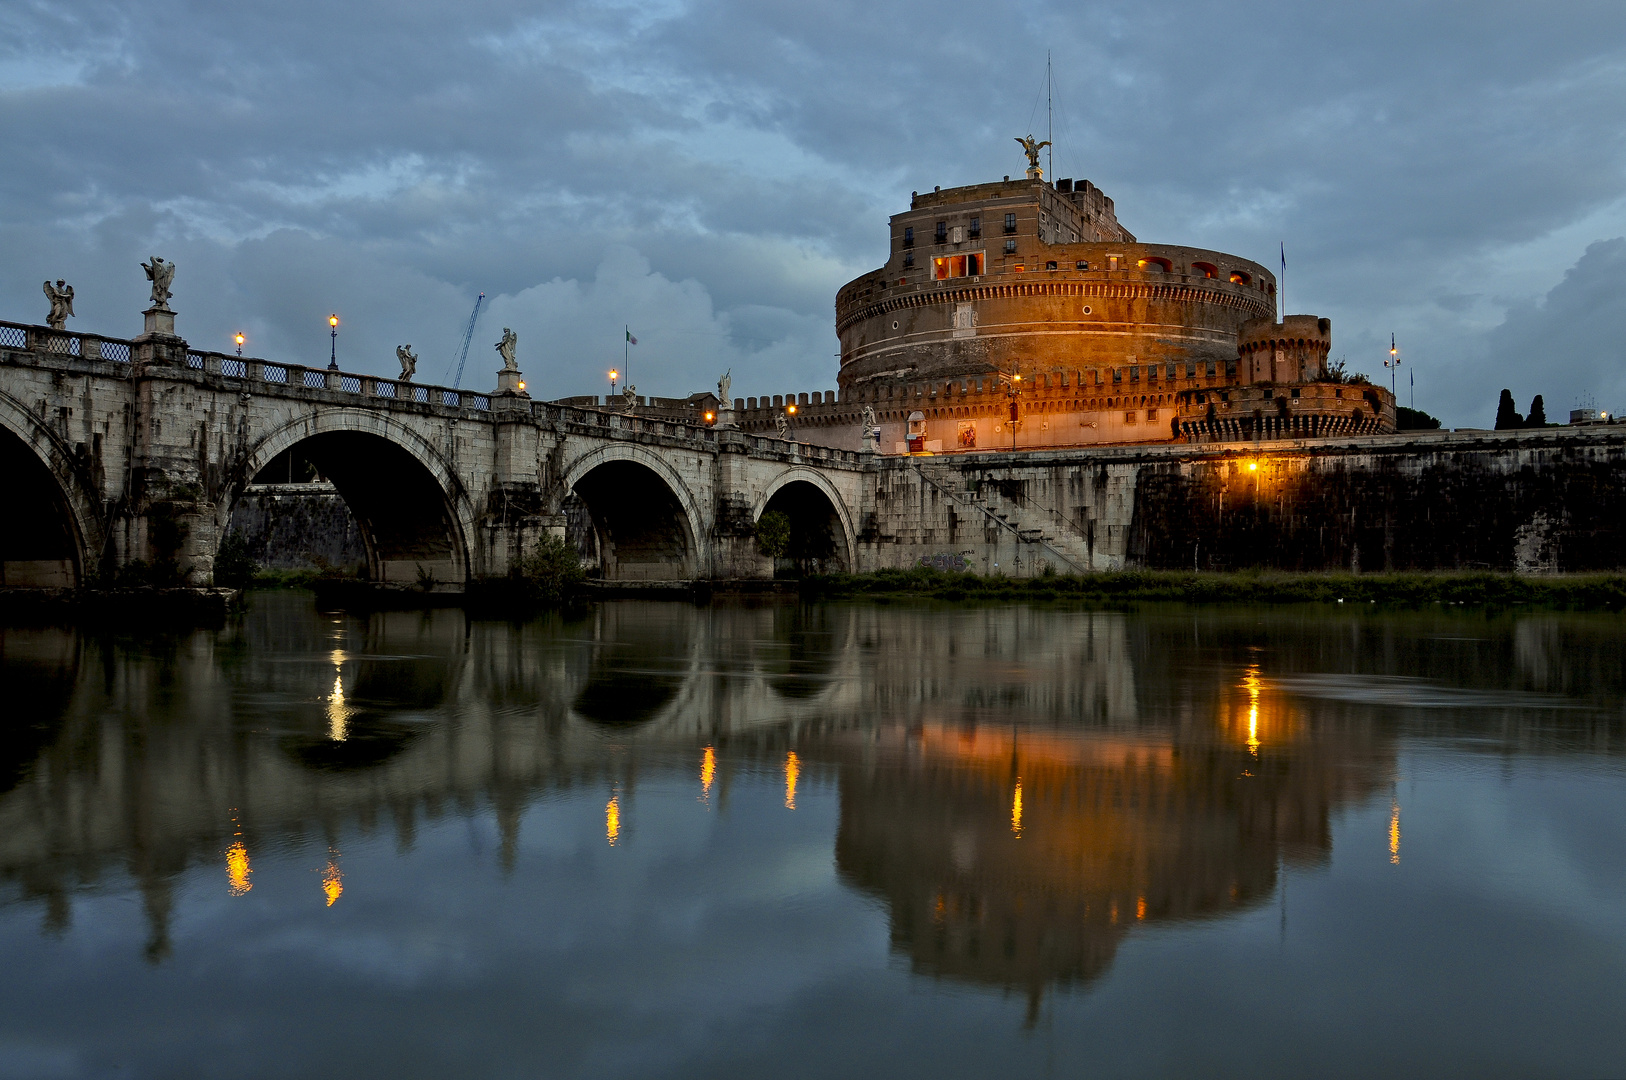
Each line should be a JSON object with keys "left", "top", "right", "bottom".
{"left": 2, "top": 0, "right": 1623, "bottom": 418}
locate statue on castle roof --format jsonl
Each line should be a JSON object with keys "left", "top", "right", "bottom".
{"left": 1016, "top": 134, "right": 1051, "bottom": 177}
{"left": 43, "top": 279, "right": 74, "bottom": 330}
{"left": 141, "top": 256, "right": 174, "bottom": 310}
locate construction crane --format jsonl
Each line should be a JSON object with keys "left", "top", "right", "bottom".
{"left": 443, "top": 292, "right": 486, "bottom": 388}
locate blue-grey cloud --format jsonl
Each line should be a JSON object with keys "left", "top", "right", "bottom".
{"left": 2, "top": 0, "right": 1624, "bottom": 419}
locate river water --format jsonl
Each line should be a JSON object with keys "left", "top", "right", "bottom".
{"left": 2, "top": 593, "right": 1624, "bottom": 1078}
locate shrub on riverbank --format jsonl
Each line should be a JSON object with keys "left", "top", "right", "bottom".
{"left": 803, "top": 568, "right": 1626, "bottom": 609}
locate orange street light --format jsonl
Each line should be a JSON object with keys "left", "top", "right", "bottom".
{"left": 234, "top": 332, "right": 245, "bottom": 357}
{"left": 518, "top": 380, "right": 526, "bottom": 391}
{"left": 328, "top": 314, "right": 339, "bottom": 370}
{"left": 787, "top": 403, "right": 797, "bottom": 415}
{"left": 609, "top": 368, "right": 618, "bottom": 396}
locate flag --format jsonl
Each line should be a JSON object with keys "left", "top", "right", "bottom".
{"left": 626, "top": 329, "right": 637, "bottom": 345}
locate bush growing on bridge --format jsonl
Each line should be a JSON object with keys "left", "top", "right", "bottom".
{"left": 755, "top": 511, "right": 791, "bottom": 559}
{"left": 512, "top": 535, "right": 586, "bottom": 607}
{"left": 213, "top": 532, "right": 256, "bottom": 590}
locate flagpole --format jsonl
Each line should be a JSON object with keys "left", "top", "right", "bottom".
{"left": 625, "top": 325, "right": 629, "bottom": 387}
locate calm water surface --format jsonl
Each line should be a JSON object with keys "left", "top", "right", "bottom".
{"left": 3, "top": 594, "right": 1625, "bottom": 1078}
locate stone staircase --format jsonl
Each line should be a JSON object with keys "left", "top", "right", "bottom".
{"left": 911, "top": 464, "right": 1097, "bottom": 575}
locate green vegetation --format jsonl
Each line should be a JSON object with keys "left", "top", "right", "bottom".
{"left": 755, "top": 511, "right": 791, "bottom": 559}
{"left": 213, "top": 532, "right": 256, "bottom": 589}
{"left": 511, "top": 534, "right": 586, "bottom": 607}
{"left": 1397, "top": 406, "right": 1441, "bottom": 431}
{"left": 804, "top": 567, "right": 1626, "bottom": 609}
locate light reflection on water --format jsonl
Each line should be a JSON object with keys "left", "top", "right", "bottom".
{"left": 1, "top": 594, "right": 1625, "bottom": 1077}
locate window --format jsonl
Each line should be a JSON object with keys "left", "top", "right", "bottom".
{"left": 1004, "top": 213, "right": 1017, "bottom": 233}
{"left": 1112, "top": 368, "right": 1122, "bottom": 383}
{"left": 1147, "top": 364, "right": 1157, "bottom": 380}
{"left": 933, "top": 253, "right": 985, "bottom": 279}
{"left": 1206, "top": 360, "right": 1216, "bottom": 376}
{"left": 1076, "top": 260, "right": 1089, "bottom": 270}
{"left": 935, "top": 221, "right": 947, "bottom": 243}
{"left": 1124, "top": 410, "right": 1137, "bottom": 424}
{"left": 1130, "top": 366, "right": 1139, "bottom": 382}
{"left": 1291, "top": 388, "right": 1301, "bottom": 399}
{"left": 1229, "top": 270, "right": 1251, "bottom": 285}
{"left": 1147, "top": 408, "right": 1159, "bottom": 421}
{"left": 969, "top": 216, "right": 981, "bottom": 238}
{"left": 903, "top": 227, "right": 914, "bottom": 248}
{"left": 1191, "top": 261, "right": 1217, "bottom": 278}
{"left": 1167, "top": 362, "right": 1177, "bottom": 379}
{"left": 1186, "top": 360, "right": 1197, "bottom": 377}
{"left": 1004, "top": 238, "right": 1017, "bottom": 254}
{"left": 1137, "top": 257, "right": 1172, "bottom": 272}
{"left": 1046, "top": 261, "right": 1058, "bottom": 271}
{"left": 903, "top": 253, "right": 914, "bottom": 268}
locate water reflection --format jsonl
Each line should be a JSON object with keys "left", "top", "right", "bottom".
{"left": 1, "top": 597, "right": 1624, "bottom": 1064}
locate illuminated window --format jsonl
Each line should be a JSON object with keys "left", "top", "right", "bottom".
{"left": 1191, "top": 261, "right": 1218, "bottom": 278}
{"left": 1137, "top": 257, "right": 1172, "bottom": 272}
{"left": 1004, "top": 238, "right": 1017, "bottom": 254}
{"left": 933, "top": 253, "right": 985, "bottom": 279}
{"left": 1230, "top": 270, "right": 1251, "bottom": 285}
{"left": 1004, "top": 213, "right": 1017, "bottom": 233}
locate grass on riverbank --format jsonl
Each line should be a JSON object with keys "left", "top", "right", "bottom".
{"left": 803, "top": 567, "right": 1626, "bottom": 609}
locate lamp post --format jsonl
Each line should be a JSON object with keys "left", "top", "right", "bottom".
{"left": 609, "top": 368, "right": 618, "bottom": 401}
{"left": 1385, "top": 333, "right": 1400, "bottom": 397}
{"left": 786, "top": 402, "right": 798, "bottom": 441}
{"left": 234, "top": 332, "right": 244, "bottom": 358}
{"left": 328, "top": 314, "right": 339, "bottom": 370}
{"left": 1004, "top": 371, "right": 1024, "bottom": 451}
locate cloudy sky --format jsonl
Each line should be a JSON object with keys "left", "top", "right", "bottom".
{"left": 3, "top": 0, "right": 1624, "bottom": 425}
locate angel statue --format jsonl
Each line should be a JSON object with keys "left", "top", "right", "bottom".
{"left": 396, "top": 344, "right": 418, "bottom": 381}
{"left": 1015, "top": 134, "right": 1051, "bottom": 177}
{"left": 495, "top": 328, "right": 518, "bottom": 372}
{"left": 621, "top": 383, "right": 637, "bottom": 411}
{"left": 862, "top": 404, "right": 877, "bottom": 431}
{"left": 141, "top": 256, "right": 175, "bottom": 309}
{"left": 717, "top": 369, "right": 731, "bottom": 405}
{"left": 775, "top": 410, "right": 790, "bottom": 439}
{"left": 43, "top": 280, "right": 75, "bottom": 330}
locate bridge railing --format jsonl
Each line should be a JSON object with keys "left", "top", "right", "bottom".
{"left": 533, "top": 400, "right": 866, "bottom": 465}
{"left": 0, "top": 320, "right": 492, "bottom": 413}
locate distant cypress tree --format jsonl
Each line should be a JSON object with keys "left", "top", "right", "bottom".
{"left": 1495, "top": 389, "right": 1523, "bottom": 430}
{"left": 1527, "top": 395, "right": 1548, "bottom": 427}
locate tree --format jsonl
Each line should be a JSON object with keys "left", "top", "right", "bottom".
{"left": 1495, "top": 389, "right": 1523, "bottom": 430}
{"left": 1396, "top": 406, "right": 1441, "bottom": 431}
{"left": 1527, "top": 395, "right": 1548, "bottom": 427}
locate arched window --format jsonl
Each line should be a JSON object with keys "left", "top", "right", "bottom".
{"left": 1191, "top": 262, "right": 1218, "bottom": 278}
{"left": 1138, "top": 256, "right": 1173, "bottom": 273}
{"left": 1230, "top": 270, "right": 1252, "bottom": 286}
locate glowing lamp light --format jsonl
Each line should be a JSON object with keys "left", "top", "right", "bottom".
{"left": 517, "top": 380, "right": 526, "bottom": 391}
{"left": 1248, "top": 461, "right": 1258, "bottom": 472}
{"left": 329, "top": 314, "right": 339, "bottom": 328}
{"left": 608, "top": 369, "right": 618, "bottom": 380}
{"left": 787, "top": 404, "right": 797, "bottom": 415}
{"left": 234, "top": 332, "right": 245, "bottom": 346}
{"left": 704, "top": 411, "right": 715, "bottom": 423}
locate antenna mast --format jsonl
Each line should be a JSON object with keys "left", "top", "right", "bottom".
{"left": 1046, "top": 52, "right": 1053, "bottom": 182}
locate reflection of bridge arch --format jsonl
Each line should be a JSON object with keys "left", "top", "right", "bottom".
{"left": 0, "top": 389, "right": 102, "bottom": 587}
{"left": 228, "top": 410, "right": 478, "bottom": 584}
{"left": 753, "top": 466, "right": 856, "bottom": 572}
{"left": 562, "top": 443, "right": 708, "bottom": 581}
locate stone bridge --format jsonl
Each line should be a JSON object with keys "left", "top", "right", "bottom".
{"left": 0, "top": 318, "right": 867, "bottom": 588}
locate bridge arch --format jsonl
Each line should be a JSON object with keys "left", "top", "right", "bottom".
{"left": 561, "top": 443, "right": 708, "bottom": 581}
{"left": 226, "top": 409, "right": 478, "bottom": 586}
{"left": 753, "top": 466, "right": 856, "bottom": 573}
{"left": 0, "top": 389, "right": 101, "bottom": 587}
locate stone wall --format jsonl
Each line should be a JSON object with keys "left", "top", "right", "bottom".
{"left": 226, "top": 483, "right": 367, "bottom": 571}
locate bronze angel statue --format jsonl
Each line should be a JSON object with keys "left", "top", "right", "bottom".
{"left": 1016, "top": 134, "right": 1051, "bottom": 175}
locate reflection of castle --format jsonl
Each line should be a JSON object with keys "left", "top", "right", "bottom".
{"left": 831, "top": 672, "right": 1387, "bottom": 1018}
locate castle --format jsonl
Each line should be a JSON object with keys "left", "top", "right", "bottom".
{"left": 667, "top": 151, "right": 1397, "bottom": 452}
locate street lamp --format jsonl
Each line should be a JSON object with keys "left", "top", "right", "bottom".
{"left": 786, "top": 402, "right": 798, "bottom": 441}
{"left": 609, "top": 368, "right": 618, "bottom": 399}
{"left": 1003, "top": 371, "right": 1024, "bottom": 451}
{"left": 234, "top": 332, "right": 245, "bottom": 357}
{"left": 328, "top": 314, "right": 339, "bottom": 370}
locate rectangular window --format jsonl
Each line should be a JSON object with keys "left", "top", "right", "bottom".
{"left": 1291, "top": 388, "right": 1301, "bottom": 399}
{"left": 903, "top": 227, "right": 913, "bottom": 248}
{"left": 1148, "top": 364, "right": 1158, "bottom": 380}
{"left": 1004, "top": 238, "right": 1017, "bottom": 254}
{"left": 1004, "top": 213, "right": 1017, "bottom": 233}
{"left": 1076, "top": 260, "right": 1089, "bottom": 270}
{"left": 1046, "top": 261, "right": 1057, "bottom": 271}
{"left": 1112, "top": 368, "right": 1122, "bottom": 384}
{"left": 1187, "top": 360, "right": 1197, "bottom": 377}
{"left": 1130, "top": 366, "right": 1139, "bottom": 382}
{"left": 933, "top": 253, "right": 985, "bottom": 279}
{"left": 1205, "top": 360, "right": 1216, "bottom": 376}
{"left": 935, "top": 221, "right": 947, "bottom": 243}
{"left": 1124, "top": 410, "right": 1137, "bottom": 424}
{"left": 969, "top": 216, "right": 981, "bottom": 238}
{"left": 903, "top": 253, "right": 914, "bottom": 268}
{"left": 1167, "top": 362, "right": 1177, "bottom": 379}
{"left": 1147, "top": 408, "right": 1158, "bottom": 420}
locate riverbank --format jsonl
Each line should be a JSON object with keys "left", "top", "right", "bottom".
{"left": 802, "top": 568, "right": 1626, "bottom": 609}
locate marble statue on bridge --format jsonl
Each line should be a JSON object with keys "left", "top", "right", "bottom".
{"left": 42, "top": 280, "right": 74, "bottom": 330}
{"left": 717, "top": 369, "right": 731, "bottom": 405}
{"left": 621, "top": 382, "right": 637, "bottom": 411}
{"left": 495, "top": 328, "right": 518, "bottom": 372}
{"left": 141, "top": 256, "right": 175, "bottom": 310}
{"left": 396, "top": 345, "right": 417, "bottom": 381}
